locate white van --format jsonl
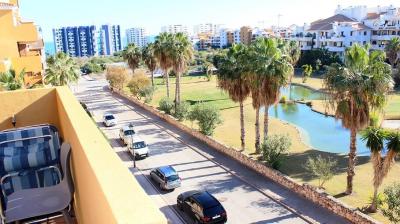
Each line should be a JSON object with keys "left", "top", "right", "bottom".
{"left": 127, "top": 136, "right": 149, "bottom": 159}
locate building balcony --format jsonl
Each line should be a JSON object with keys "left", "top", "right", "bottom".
{"left": 0, "top": 87, "right": 168, "bottom": 224}
{"left": 371, "top": 35, "right": 399, "bottom": 41}
{"left": 11, "top": 55, "right": 43, "bottom": 79}
{"left": 300, "top": 45, "right": 312, "bottom": 50}
{"left": 326, "top": 46, "right": 345, "bottom": 52}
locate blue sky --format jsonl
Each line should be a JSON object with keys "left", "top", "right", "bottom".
{"left": 20, "top": 0, "right": 398, "bottom": 42}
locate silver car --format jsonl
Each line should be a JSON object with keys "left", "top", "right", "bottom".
{"left": 150, "top": 165, "right": 181, "bottom": 190}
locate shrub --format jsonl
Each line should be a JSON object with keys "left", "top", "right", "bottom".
{"left": 261, "top": 134, "right": 291, "bottom": 169}
{"left": 188, "top": 103, "right": 222, "bottom": 136}
{"left": 106, "top": 66, "right": 129, "bottom": 91}
{"left": 127, "top": 71, "right": 151, "bottom": 99}
{"left": 369, "top": 193, "right": 385, "bottom": 210}
{"left": 304, "top": 155, "right": 337, "bottom": 188}
{"left": 139, "top": 86, "right": 155, "bottom": 103}
{"left": 82, "top": 62, "right": 103, "bottom": 74}
{"left": 383, "top": 183, "right": 400, "bottom": 223}
{"left": 279, "top": 96, "right": 287, "bottom": 104}
{"left": 159, "top": 97, "right": 174, "bottom": 115}
{"left": 174, "top": 102, "right": 190, "bottom": 121}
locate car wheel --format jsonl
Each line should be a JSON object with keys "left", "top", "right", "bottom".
{"left": 177, "top": 203, "right": 183, "bottom": 211}
{"left": 146, "top": 153, "right": 149, "bottom": 157}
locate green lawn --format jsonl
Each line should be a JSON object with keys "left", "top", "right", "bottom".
{"left": 127, "top": 74, "right": 399, "bottom": 223}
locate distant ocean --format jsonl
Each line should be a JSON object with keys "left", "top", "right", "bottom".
{"left": 44, "top": 42, "right": 55, "bottom": 55}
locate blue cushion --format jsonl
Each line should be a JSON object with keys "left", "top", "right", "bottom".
{"left": 2, "top": 167, "right": 61, "bottom": 197}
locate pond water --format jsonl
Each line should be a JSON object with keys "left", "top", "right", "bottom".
{"left": 266, "top": 85, "right": 369, "bottom": 156}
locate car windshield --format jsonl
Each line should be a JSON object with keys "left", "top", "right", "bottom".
{"left": 124, "top": 130, "right": 135, "bottom": 136}
{"left": 204, "top": 205, "right": 224, "bottom": 217}
{"left": 131, "top": 141, "right": 146, "bottom": 149}
{"left": 166, "top": 174, "right": 179, "bottom": 182}
{"left": 105, "top": 115, "right": 115, "bottom": 120}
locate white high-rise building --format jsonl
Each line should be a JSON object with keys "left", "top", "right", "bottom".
{"left": 161, "top": 24, "right": 189, "bottom": 35}
{"left": 193, "top": 23, "right": 222, "bottom": 35}
{"left": 126, "top": 27, "right": 148, "bottom": 48}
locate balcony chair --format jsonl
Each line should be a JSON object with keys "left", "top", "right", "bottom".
{"left": 0, "top": 142, "right": 74, "bottom": 224}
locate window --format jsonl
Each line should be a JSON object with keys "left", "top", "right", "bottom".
{"left": 350, "top": 42, "right": 352, "bottom": 46}
{"left": 364, "top": 31, "right": 367, "bottom": 36}
{"left": 350, "top": 31, "right": 353, "bottom": 36}
{"left": 363, "top": 41, "right": 367, "bottom": 45}
{"left": 372, "top": 41, "right": 377, "bottom": 45}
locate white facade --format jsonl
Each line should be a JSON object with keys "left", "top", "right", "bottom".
{"left": 193, "top": 23, "right": 222, "bottom": 35}
{"left": 126, "top": 27, "right": 147, "bottom": 48}
{"left": 161, "top": 24, "right": 189, "bottom": 35}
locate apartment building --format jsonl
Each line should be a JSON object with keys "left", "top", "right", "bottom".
{"left": 288, "top": 5, "right": 399, "bottom": 55}
{"left": 193, "top": 23, "right": 222, "bottom": 35}
{"left": 219, "top": 29, "right": 234, "bottom": 48}
{"left": 53, "top": 24, "right": 121, "bottom": 57}
{"left": 161, "top": 24, "right": 189, "bottom": 35}
{"left": 53, "top": 26, "right": 97, "bottom": 57}
{"left": 98, "top": 24, "right": 122, "bottom": 55}
{"left": 126, "top": 27, "right": 148, "bottom": 48}
{"left": 336, "top": 5, "right": 400, "bottom": 50}
{"left": 240, "top": 26, "right": 253, "bottom": 45}
{"left": 0, "top": 0, "right": 44, "bottom": 87}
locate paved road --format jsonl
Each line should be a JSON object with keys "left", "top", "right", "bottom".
{"left": 75, "top": 77, "right": 348, "bottom": 224}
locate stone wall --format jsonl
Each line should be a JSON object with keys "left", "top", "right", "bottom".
{"left": 114, "top": 89, "right": 380, "bottom": 224}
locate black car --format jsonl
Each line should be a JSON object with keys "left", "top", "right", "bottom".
{"left": 177, "top": 190, "right": 227, "bottom": 224}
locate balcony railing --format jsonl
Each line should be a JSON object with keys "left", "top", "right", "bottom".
{"left": 0, "top": 87, "right": 168, "bottom": 224}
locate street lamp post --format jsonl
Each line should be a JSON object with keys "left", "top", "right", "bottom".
{"left": 130, "top": 134, "right": 136, "bottom": 168}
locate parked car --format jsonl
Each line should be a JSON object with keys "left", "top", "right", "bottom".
{"left": 150, "top": 165, "right": 181, "bottom": 190}
{"left": 119, "top": 124, "right": 137, "bottom": 145}
{"left": 177, "top": 190, "right": 227, "bottom": 224}
{"left": 103, "top": 113, "right": 117, "bottom": 127}
{"left": 127, "top": 136, "right": 149, "bottom": 158}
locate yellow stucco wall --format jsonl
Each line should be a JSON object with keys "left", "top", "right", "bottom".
{"left": 0, "top": 0, "right": 44, "bottom": 84}
{"left": 55, "top": 86, "right": 168, "bottom": 224}
{"left": 0, "top": 87, "right": 168, "bottom": 223}
{"left": 0, "top": 88, "right": 60, "bottom": 130}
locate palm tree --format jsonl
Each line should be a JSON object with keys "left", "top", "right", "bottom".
{"left": 285, "top": 40, "right": 301, "bottom": 100}
{"left": 142, "top": 43, "right": 158, "bottom": 86}
{"left": 252, "top": 38, "right": 293, "bottom": 143}
{"left": 45, "top": 52, "right": 80, "bottom": 86}
{"left": 170, "top": 32, "right": 194, "bottom": 108}
{"left": 0, "top": 69, "right": 25, "bottom": 91}
{"left": 361, "top": 127, "right": 386, "bottom": 212}
{"left": 122, "top": 43, "right": 141, "bottom": 72}
{"left": 217, "top": 44, "right": 251, "bottom": 151}
{"left": 385, "top": 37, "right": 400, "bottom": 68}
{"left": 324, "top": 44, "right": 393, "bottom": 194}
{"left": 362, "top": 128, "right": 400, "bottom": 212}
{"left": 154, "top": 32, "right": 174, "bottom": 98}
{"left": 302, "top": 64, "right": 313, "bottom": 83}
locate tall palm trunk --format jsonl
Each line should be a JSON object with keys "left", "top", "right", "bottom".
{"left": 175, "top": 72, "right": 181, "bottom": 110}
{"left": 255, "top": 107, "right": 261, "bottom": 153}
{"left": 346, "top": 128, "right": 357, "bottom": 194}
{"left": 151, "top": 70, "right": 155, "bottom": 87}
{"left": 263, "top": 106, "right": 269, "bottom": 142}
{"left": 370, "top": 151, "right": 383, "bottom": 212}
{"left": 165, "top": 69, "right": 170, "bottom": 98}
{"left": 239, "top": 101, "right": 245, "bottom": 151}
